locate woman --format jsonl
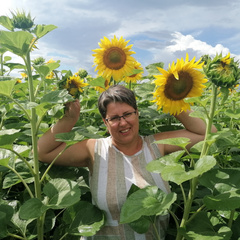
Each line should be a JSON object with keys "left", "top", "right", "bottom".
{"left": 38, "top": 85, "right": 216, "bottom": 239}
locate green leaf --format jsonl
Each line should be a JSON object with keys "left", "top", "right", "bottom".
{"left": 200, "top": 168, "right": 240, "bottom": 210}
{"left": 179, "top": 212, "right": 232, "bottom": 240}
{"left": 120, "top": 186, "right": 176, "bottom": 223}
{"left": 63, "top": 201, "right": 105, "bottom": 236}
{"left": 0, "top": 30, "right": 33, "bottom": 57}
{"left": 203, "top": 191, "right": 240, "bottom": 211}
{"left": 135, "top": 82, "right": 155, "bottom": 99}
{"left": 40, "top": 89, "right": 73, "bottom": 104}
{"left": 0, "top": 204, "right": 14, "bottom": 238}
{"left": 0, "top": 204, "right": 14, "bottom": 223}
{"left": 148, "top": 154, "right": 216, "bottom": 185}
{"left": 43, "top": 178, "right": 81, "bottom": 209}
{"left": 11, "top": 204, "right": 34, "bottom": 237}
{"left": 154, "top": 137, "right": 191, "bottom": 149}
{"left": 0, "top": 79, "right": 17, "bottom": 96}
{"left": 34, "top": 65, "right": 51, "bottom": 77}
{"left": 0, "top": 212, "right": 8, "bottom": 238}
{"left": 19, "top": 198, "right": 47, "bottom": 220}
{"left": 146, "top": 150, "right": 185, "bottom": 173}
{"left": 128, "top": 216, "right": 152, "bottom": 234}
{"left": 34, "top": 62, "right": 60, "bottom": 77}
{"left": 32, "top": 24, "right": 57, "bottom": 39}
{"left": 167, "top": 156, "right": 216, "bottom": 185}
{"left": 89, "top": 76, "right": 106, "bottom": 88}
{"left": 3, "top": 162, "right": 34, "bottom": 189}
{"left": 185, "top": 96, "right": 210, "bottom": 108}
{"left": 0, "top": 16, "right": 14, "bottom": 31}
{"left": 145, "top": 62, "right": 164, "bottom": 75}
{"left": 55, "top": 131, "right": 85, "bottom": 147}
{"left": 0, "top": 129, "right": 21, "bottom": 147}
{"left": 4, "top": 62, "right": 26, "bottom": 72}
{"left": 0, "top": 46, "right": 8, "bottom": 55}
{"left": 225, "top": 109, "right": 240, "bottom": 119}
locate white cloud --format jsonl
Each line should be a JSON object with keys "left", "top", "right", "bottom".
{"left": 167, "top": 32, "right": 230, "bottom": 57}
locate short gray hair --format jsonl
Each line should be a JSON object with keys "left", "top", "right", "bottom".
{"left": 98, "top": 85, "right": 137, "bottom": 119}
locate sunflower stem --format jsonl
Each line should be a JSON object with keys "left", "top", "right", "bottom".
{"left": 176, "top": 83, "right": 218, "bottom": 240}
{"left": 24, "top": 51, "right": 44, "bottom": 240}
{"left": 200, "top": 83, "right": 218, "bottom": 157}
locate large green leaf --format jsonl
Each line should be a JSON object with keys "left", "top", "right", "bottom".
{"left": 32, "top": 24, "right": 57, "bottom": 39}
{"left": 43, "top": 178, "right": 81, "bottom": 209}
{"left": 179, "top": 212, "right": 232, "bottom": 240}
{"left": 40, "top": 89, "right": 73, "bottom": 104}
{"left": 147, "top": 153, "right": 216, "bottom": 185}
{"left": 10, "top": 201, "right": 35, "bottom": 237}
{"left": 89, "top": 76, "right": 106, "bottom": 88}
{"left": 3, "top": 162, "right": 34, "bottom": 189}
{"left": 55, "top": 131, "right": 85, "bottom": 147}
{"left": 154, "top": 137, "right": 191, "bottom": 149}
{"left": 0, "top": 212, "right": 8, "bottom": 238}
{"left": 0, "top": 16, "right": 14, "bottom": 31}
{"left": 147, "top": 150, "right": 185, "bottom": 172}
{"left": 19, "top": 198, "right": 48, "bottom": 220}
{"left": 34, "top": 61, "right": 60, "bottom": 77}
{"left": 63, "top": 201, "right": 105, "bottom": 236}
{"left": 0, "top": 79, "right": 17, "bottom": 96}
{"left": 225, "top": 109, "right": 240, "bottom": 119}
{"left": 145, "top": 62, "right": 164, "bottom": 75}
{"left": 0, "top": 204, "right": 14, "bottom": 238}
{"left": 199, "top": 168, "right": 240, "bottom": 210}
{"left": 4, "top": 62, "right": 26, "bottom": 72}
{"left": 0, "top": 129, "right": 21, "bottom": 147}
{"left": 0, "top": 30, "right": 33, "bottom": 57}
{"left": 120, "top": 186, "right": 176, "bottom": 223}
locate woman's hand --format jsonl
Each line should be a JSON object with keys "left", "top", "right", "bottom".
{"left": 63, "top": 99, "right": 81, "bottom": 123}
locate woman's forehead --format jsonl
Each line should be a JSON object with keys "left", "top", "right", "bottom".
{"left": 106, "top": 102, "right": 133, "bottom": 114}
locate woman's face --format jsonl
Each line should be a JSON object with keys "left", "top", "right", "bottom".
{"left": 103, "top": 102, "right": 139, "bottom": 146}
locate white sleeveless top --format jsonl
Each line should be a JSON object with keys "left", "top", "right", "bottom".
{"left": 85, "top": 135, "right": 170, "bottom": 240}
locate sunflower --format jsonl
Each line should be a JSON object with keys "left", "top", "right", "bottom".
{"left": 46, "top": 71, "right": 55, "bottom": 79}
{"left": 203, "top": 52, "right": 240, "bottom": 88}
{"left": 92, "top": 36, "right": 136, "bottom": 81}
{"left": 46, "top": 58, "right": 56, "bottom": 64}
{"left": 123, "top": 61, "right": 143, "bottom": 83}
{"left": 153, "top": 53, "right": 207, "bottom": 115}
{"left": 20, "top": 72, "right": 28, "bottom": 79}
{"left": 65, "top": 75, "right": 89, "bottom": 98}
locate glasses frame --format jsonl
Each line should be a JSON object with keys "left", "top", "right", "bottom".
{"left": 105, "top": 111, "right": 137, "bottom": 124}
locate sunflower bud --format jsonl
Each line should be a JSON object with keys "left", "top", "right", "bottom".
{"left": 32, "top": 57, "right": 45, "bottom": 66}
{"left": 11, "top": 10, "right": 34, "bottom": 30}
{"left": 203, "top": 53, "right": 240, "bottom": 88}
{"left": 78, "top": 68, "right": 88, "bottom": 78}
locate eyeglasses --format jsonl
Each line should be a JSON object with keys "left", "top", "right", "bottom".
{"left": 105, "top": 111, "right": 137, "bottom": 125}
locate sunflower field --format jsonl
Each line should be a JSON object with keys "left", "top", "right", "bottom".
{"left": 1, "top": 10, "right": 240, "bottom": 240}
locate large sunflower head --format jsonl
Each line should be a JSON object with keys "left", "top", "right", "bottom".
{"left": 122, "top": 61, "right": 144, "bottom": 83}
{"left": 64, "top": 75, "right": 89, "bottom": 98}
{"left": 92, "top": 36, "right": 136, "bottom": 81}
{"left": 203, "top": 52, "right": 240, "bottom": 88}
{"left": 153, "top": 53, "right": 207, "bottom": 115}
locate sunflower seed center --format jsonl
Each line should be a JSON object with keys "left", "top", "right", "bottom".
{"left": 103, "top": 47, "right": 126, "bottom": 70}
{"left": 164, "top": 71, "right": 193, "bottom": 100}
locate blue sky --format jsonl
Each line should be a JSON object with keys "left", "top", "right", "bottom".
{"left": 1, "top": 0, "right": 240, "bottom": 77}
